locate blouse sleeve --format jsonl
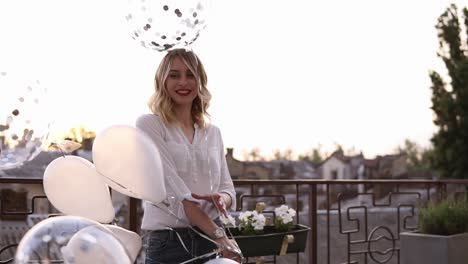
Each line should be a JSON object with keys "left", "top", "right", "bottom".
{"left": 215, "top": 127, "right": 237, "bottom": 211}
{"left": 136, "top": 115, "right": 200, "bottom": 218}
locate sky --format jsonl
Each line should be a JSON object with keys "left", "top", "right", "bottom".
{"left": 0, "top": 0, "right": 467, "bottom": 160}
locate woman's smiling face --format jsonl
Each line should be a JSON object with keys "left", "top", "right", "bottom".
{"left": 165, "top": 56, "right": 198, "bottom": 108}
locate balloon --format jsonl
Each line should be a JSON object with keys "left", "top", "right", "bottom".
{"left": 43, "top": 155, "right": 115, "bottom": 223}
{"left": 62, "top": 225, "right": 132, "bottom": 264}
{"left": 14, "top": 216, "right": 99, "bottom": 263}
{"left": 92, "top": 125, "right": 166, "bottom": 204}
{"left": 104, "top": 224, "right": 142, "bottom": 263}
{"left": 125, "top": 0, "right": 212, "bottom": 51}
{"left": 204, "top": 258, "right": 239, "bottom": 264}
{"left": 0, "top": 72, "right": 51, "bottom": 170}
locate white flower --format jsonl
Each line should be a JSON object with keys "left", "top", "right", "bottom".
{"left": 275, "top": 205, "right": 289, "bottom": 216}
{"left": 237, "top": 209, "right": 266, "bottom": 233}
{"left": 239, "top": 211, "right": 253, "bottom": 222}
{"left": 275, "top": 205, "right": 296, "bottom": 227}
{"left": 252, "top": 213, "right": 266, "bottom": 230}
{"left": 254, "top": 213, "right": 265, "bottom": 223}
{"left": 220, "top": 214, "right": 236, "bottom": 226}
{"left": 253, "top": 221, "right": 265, "bottom": 230}
{"left": 288, "top": 208, "right": 296, "bottom": 217}
{"left": 281, "top": 214, "right": 293, "bottom": 224}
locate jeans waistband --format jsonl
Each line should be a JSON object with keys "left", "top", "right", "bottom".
{"left": 148, "top": 218, "right": 221, "bottom": 241}
{"left": 150, "top": 226, "right": 206, "bottom": 240}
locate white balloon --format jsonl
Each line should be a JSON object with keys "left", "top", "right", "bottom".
{"left": 63, "top": 225, "right": 132, "bottom": 264}
{"left": 43, "top": 155, "right": 115, "bottom": 223}
{"left": 204, "top": 258, "right": 239, "bottom": 264}
{"left": 104, "top": 224, "right": 142, "bottom": 263}
{"left": 92, "top": 125, "right": 165, "bottom": 204}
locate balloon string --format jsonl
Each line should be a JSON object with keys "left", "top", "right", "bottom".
{"left": 140, "top": 227, "right": 203, "bottom": 259}
{"left": 151, "top": 201, "right": 217, "bottom": 245}
{"left": 139, "top": 124, "right": 243, "bottom": 261}
{"left": 146, "top": 201, "right": 222, "bottom": 262}
{"left": 204, "top": 126, "right": 243, "bottom": 260}
{"left": 155, "top": 201, "right": 242, "bottom": 258}
{"left": 48, "top": 142, "right": 66, "bottom": 158}
{"left": 210, "top": 196, "right": 244, "bottom": 261}
{"left": 58, "top": 148, "right": 66, "bottom": 158}
{"left": 179, "top": 250, "right": 218, "bottom": 264}
{"left": 139, "top": 214, "right": 193, "bottom": 258}
{"left": 98, "top": 174, "right": 140, "bottom": 197}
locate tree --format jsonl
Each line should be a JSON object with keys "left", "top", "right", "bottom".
{"left": 334, "top": 143, "right": 344, "bottom": 156}
{"left": 429, "top": 4, "right": 468, "bottom": 179}
{"left": 331, "top": 143, "right": 358, "bottom": 156}
{"left": 395, "top": 139, "right": 432, "bottom": 171}
{"left": 62, "top": 126, "right": 96, "bottom": 143}
{"left": 244, "top": 147, "right": 264, "bottom": 161}
{"left": 298, "top": 144, "right": 324, "bottom": 163}
{"left": 272, "top": 148, "right": 293, "bottom": 160}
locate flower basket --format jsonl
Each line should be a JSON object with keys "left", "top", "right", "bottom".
{"left": 226, "top": 224, "right": 310, "bottom": 257}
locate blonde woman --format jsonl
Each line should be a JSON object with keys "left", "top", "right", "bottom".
{"left": 136, "top": 49, "right": 239, "bottom": 263}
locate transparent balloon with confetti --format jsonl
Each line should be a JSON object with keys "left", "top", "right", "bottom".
{"left": 15, "top": 216, "right": 99, "bottom": 263}
{"left": 62, "top": 224, "right": 132, "bottom": 264}
{"left": 0, "top": 71, "right": 51, "bottom": 170}
{"left": 15, "top": 216, "right": 132, "bottom": 264}
{"left": 125, "top": 0, "right": 213, "bottom": 52}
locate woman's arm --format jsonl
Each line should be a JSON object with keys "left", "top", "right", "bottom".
{"left": 220, "top": 192, "right": 232, "bottom": 210}
{"left": 191, "top": 192, "right": 231, "bottom": 216}
{"left": 182, "top": 199, "right": 240, "bottom": 261}
{"left": 183, "top": 199, "right": 219, "bottom": 234}
{"left": 216, "top": 127, "right": 236, "bottom": 210}
{"left": 191, "top": 127, "right": 236, "bottom": 216}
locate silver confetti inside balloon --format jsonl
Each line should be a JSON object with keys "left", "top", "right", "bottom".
{"left": 125, "top": 0, "right": 212, "bottom": 52}
{"left": 14, "top": 216, "right": 95, "bottom": 263}
{"left": 0, "top": 72, "right": 51, "bottom": 170}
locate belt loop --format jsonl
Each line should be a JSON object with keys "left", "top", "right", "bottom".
{"left": 187, "top": 227, "right": 194, "bottom": 239}
{"left": 169, "top": 229, "right": 174, "bottom": 240}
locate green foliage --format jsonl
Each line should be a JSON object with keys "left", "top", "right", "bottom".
{"left": 273, "top": 148, "right": 293, "bottom": 160}
{"left": 244, "top": 147, "right": 264, "bottom": 161}
{"left": 62, "top": 126, "right": 96, "bottom": 142}
{"left": 429, "top": 4, "right": 468, "bottom": 179}
{"left": 298, "top": 144, "right": 324, "bottom": 163}
{"left": 274, "top": 218, "right": 294, "bottom": 232}
{"left": 238, "top": 211, "right": 265, "bottom": 236}
{"left": 419, "top": 199, "right": 468, "bottom": 236}
{"left": 334, "top": 143, "right": 344, "bottom": 156}
{"left": 274, "top": 205, "right": 296, "bottom": 232}
{"left": 240, "top": 224, "right": 262, "bottom": 236}
{"left": 239, "top": 217, "right": 264, "bottom": 236}
{"left": 395, "top": 139, "right": 433, "bottom": 171}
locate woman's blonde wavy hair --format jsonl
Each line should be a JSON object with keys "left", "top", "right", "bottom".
{"left": 148, "top": 49, "right": 211, "bottom": 127}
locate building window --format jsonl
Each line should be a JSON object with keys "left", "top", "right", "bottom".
{"left": 331, "top": 170, "right": 338, "bottom": 180}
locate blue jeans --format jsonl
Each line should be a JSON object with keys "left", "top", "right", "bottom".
{"left": 145, "top": 227, "right": 217, "bottom": 264}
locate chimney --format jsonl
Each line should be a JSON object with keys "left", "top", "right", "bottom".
{"left": 226, "top": 148, "right": 233, "bottom": 157}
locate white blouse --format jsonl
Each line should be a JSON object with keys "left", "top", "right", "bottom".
{"left": 136, "top": 114, "right": 236, "bottom": 230}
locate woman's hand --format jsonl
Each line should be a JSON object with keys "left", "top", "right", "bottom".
{"left": 191, "top": 193, "right": 229, "bottom": 217}
{"left": 182, "top": 199, "right": 241, "bottom": 262}
{"left": 215, "top": 237, "right": 242, "bottom": 263}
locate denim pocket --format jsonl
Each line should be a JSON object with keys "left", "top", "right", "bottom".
{"left": 146, "top": 231, "right": 193, "bottom": 263}
{"left": 146, "top": 233, "right": 170, "bottom": 253}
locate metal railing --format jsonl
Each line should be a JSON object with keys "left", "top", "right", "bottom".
{"left": 2, "top": 178, "right": 468, "bottom": 263}
{"left": 227, "top": 179, "right": 468, "bottom": 264}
